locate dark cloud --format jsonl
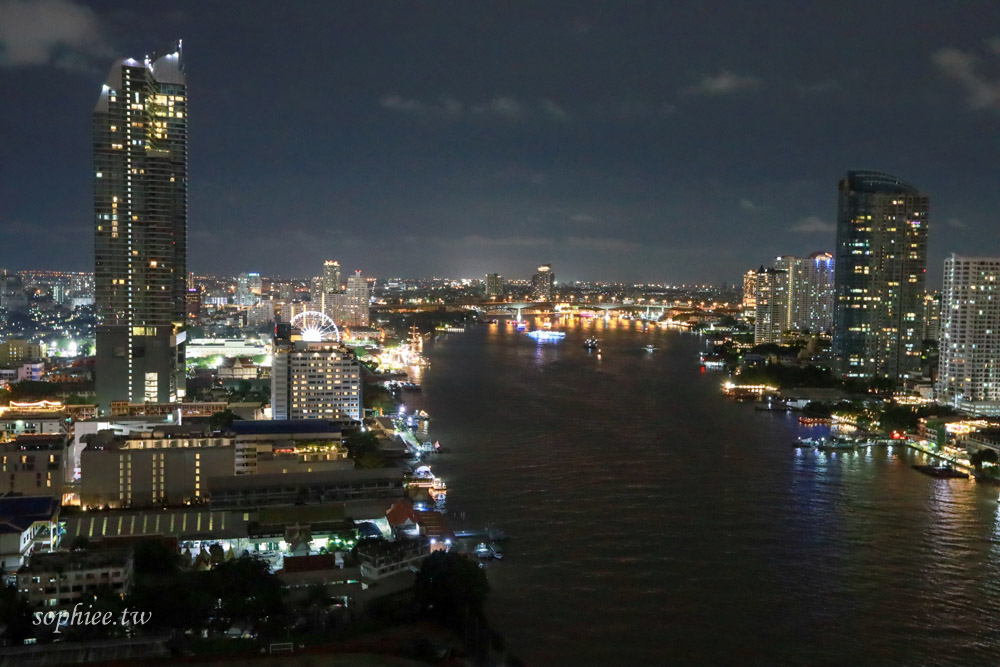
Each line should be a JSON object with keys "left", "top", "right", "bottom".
{"left": 789, "top": 216, "right": 836, "bottom": 234}
{"left": 3, "top": 1, "right": 1000, "bottom": 283}
{"left": 684, "top": 71, "right": 762, "bottom": 96}
{"left": 932, "top": 42, "right": 1000, "bottom": 111}
{"left": 0, "top": 0, "right": 110, "bottom": 70}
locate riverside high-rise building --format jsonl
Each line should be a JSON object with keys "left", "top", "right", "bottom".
{"left": 531, "top": 264, "right": 555, "bottom": 301}
{"left": 271, "top": 337, "right": 362, "bottom": 421}
{"left": 832, "top": 171, "right": 928, "bottom": 380}
{"left": 94, "top": 42, "right": 187, "bottom": 410}
{"left": 742, "top": 270, "right": 757, "bottom": 312}
{"left": 485, "top": 273, "right": 505, "bottom": 300}
{"left": 774, "top": 252, "right": 835, "bottom": 333}
{"left": 937, "top": 255, "right": 1000, "bottom": 416}
{"left": 754, "top": 266, "right": 788, "bottom": 344}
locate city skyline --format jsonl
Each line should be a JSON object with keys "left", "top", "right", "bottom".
{"left": 3, "top": 1, "right": 1000, "bottom": 283}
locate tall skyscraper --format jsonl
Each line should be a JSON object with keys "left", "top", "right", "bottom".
{"left": 531, "top": 264, "right": 555, "bottom": 301}
{"left": 775, "top": 252, "right": 835, "bottom": 333}
{"left": 922, "top": 291, "right": 941, "bottom": 342}
{"left": 310, "top": 275, "right": 325, "bottom": 310}
{"left": 485, "top": 273, "right": 505, "bottom": 300}
{"left": 937, "top": 255, "right": 1000, "bottom": 416}
{"left": 343, "top": 271, "right": 371, "bottom": 327}
{"left": 94, "top": 42, "right": 187, "bottom": 410}
{"left": 754, "top": 266, "right": 788, "bottom": 344}
{"left": 323, "top": 260, "right": 341, "bottom": 294}
{"left": 311, "top": 260, "right": 342, "bottom": 317}
{"left": 832, "top": 171, "right": 928, "bottom": 379}
{"left": 742, "top": 269, "right": 757, "bottom": 313}
{"left": 234, "top": 272, "right": 261, "bottom": 306}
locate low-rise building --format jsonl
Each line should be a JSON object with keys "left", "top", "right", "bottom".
{"left": 109, "top": 401, "right": 227, "bottom": 417}
{"left": 0, "top": 495, "right": 60, "bottom": 582}
{"left": 0, "top": 339, "right": 45, "bottom": 365}
{"left": 0, "top": 410, "right": 67, "bottom": 440}
{"left": 0, "top": 360, "right": 46, "bottom": 382}
{"left": 218, "top": 357, "right": 260, "bottom": 380}
{"left": 208, "top": 468, "right": 405, "bottom": 509}
{"left": 231, "top": 420, "right": 348, "bottom": 476}
{"left": 17, "top": 549, "right": 133, "bottom": 609}
{"left": 966, "top": 428, "right": 1000, "bottom": 456}
{"left": 81, "top": 425, "right": 235, "bottom": 509}
{"left": 357, "top": 538, "right": 430, "bottom": 580}
{"left": 0, "top": 434, "right": 67, "bottom": 496}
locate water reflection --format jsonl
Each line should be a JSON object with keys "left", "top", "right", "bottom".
{"left": 407, "top": 326, "right": 1000, "bottom": 665}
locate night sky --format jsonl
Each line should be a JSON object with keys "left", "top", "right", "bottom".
{"left": 2, "top": 0, "right": 1000, "bottom": 284}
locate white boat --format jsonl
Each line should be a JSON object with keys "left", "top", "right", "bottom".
{"left": 475, "top": 543, "right": 492, "bottom": 559}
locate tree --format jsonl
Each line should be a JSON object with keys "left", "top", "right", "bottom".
{"left": 202, "top": 556, "right": 287, "bottom": 640}
{"left": 363, "top": 384, "right": 396, "bottom": 413}
{"left": 209, "top": 409, "right": 238, "bottom": 431}
{"left": 127, "top": 573, "right": 211, "bottom": 634}
{"left": 879, "top": 403, "right": 919, "bottom": 434}
{"left": 0, "top": 584, "right": 32, "bottom": 645}
{"left": 344, "top": 430, "right": 385, "bottom": 467}
{"left": 970, "top": 448, "right": 999, "bottom": 471}
{"left": 802, "top": 401, "right": 832, "bottom": 418}
{"left": 6, "top": 380, "right": 59, "bottom": 401}
{"left": 416, "top": 552, "right": 490, "bottom": 627}
{"left": 133, "top": 540, "right": 180, "bottom": 576}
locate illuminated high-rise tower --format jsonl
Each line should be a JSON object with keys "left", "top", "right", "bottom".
{"left": 485, "top": 273, "right": 505, "bottom": 300}
{"left": 94, "top": 42, "right": 187, "bottom": 410}
{"left": 531, "top": 264, "right": 555, "bottom": 301}
{"left": 774, "top": 252, "right": 835, "bottom": 333}
{"left": 832, "top": 171, "right": 928, "bottom": 379}
{"left": 937, "top": 255, "right": 1000, "bottom": 415}
{"left": 754, "top": 266, "right": 788, "bottom": 344}
{"left": 323, "top": 260, "right": 341, "bottom": 294}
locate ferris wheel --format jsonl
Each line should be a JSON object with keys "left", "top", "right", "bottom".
{"left": 291, "top": 310, "right": 340, "bottom": 342}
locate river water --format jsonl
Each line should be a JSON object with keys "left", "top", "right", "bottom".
{"left": 404, "top": 319, "right": 1000, "bottom": 665}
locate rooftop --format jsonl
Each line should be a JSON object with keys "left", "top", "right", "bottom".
{"left": 63, "top": 508, "right": 248, "bottom": 541}
{"left": 0, "top": 495, "right": 60, "bottom": 534}
{"left": 21, "top": 548, "right": 132, "bottom": 573}
{"left": 844, "top": 170, "right": 919, "bottom": 195}
{"left": 208, "top": 467, "right": 403, "bottom": 491}
{"left": 228, "top": 420, "right": 345, "bottom": 436}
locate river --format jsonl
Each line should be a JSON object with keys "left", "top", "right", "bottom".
{"left": 402, "top": 319, "right": 1000, "bottom": 665}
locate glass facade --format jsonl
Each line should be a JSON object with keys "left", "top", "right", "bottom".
{"left": 832, "top": 171, "right": 928, "bottom": 379}
{"left": 94, "top": 43, "right": 187, "bottom": 409}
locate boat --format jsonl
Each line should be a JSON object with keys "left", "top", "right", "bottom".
{"left": 583, "top": 337, "right": 599, "bottom": 350}
{"left": 815, "top": 435, "right": 860, "bottom": 452}
{"left": 644, "top": 345, "right": 656, "bottom": 353}
{"left": 913, "top": 464, "right": 969, "bottom": 479}
{"left": 474, "top": 543, "right": 493, "bottom": 559}
{"left": 527, "top": 330, "right": 566, "bottom": 341}
{"left": 797, "top": 434, "right": 862, "bottom": 451}
{"left": 490, "top": 544, "right": 504, "bottom": 560}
